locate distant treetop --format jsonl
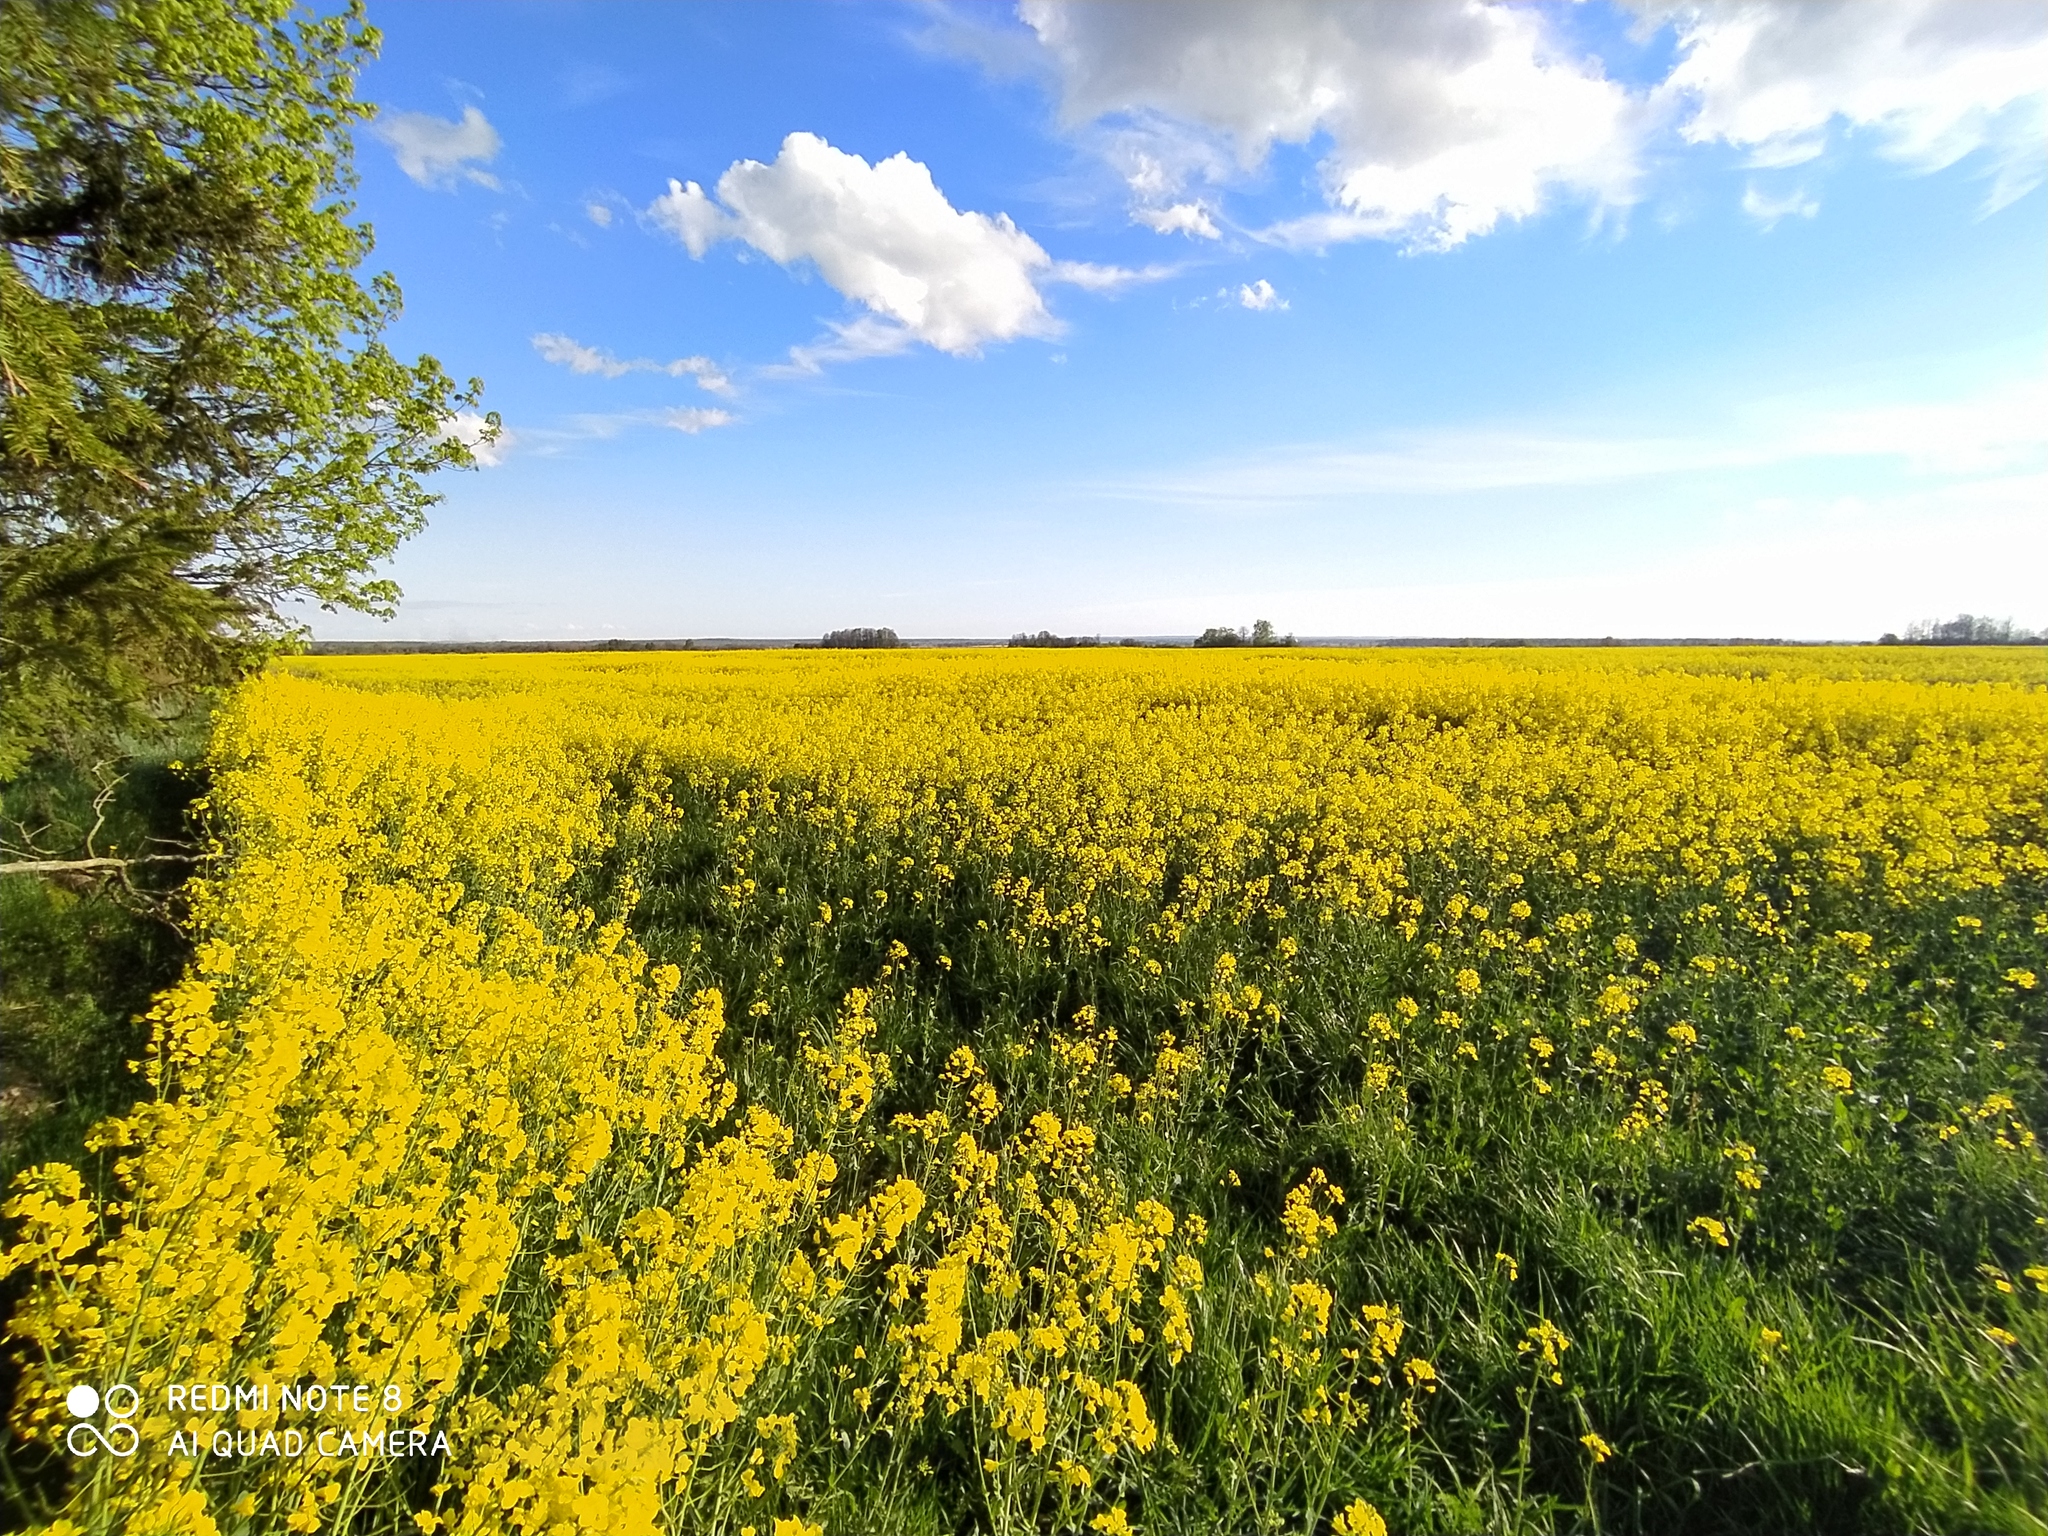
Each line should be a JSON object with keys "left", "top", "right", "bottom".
{"left": 1195, "top": 620, "right": 1296, "bottom": 649}
{"left": 1009, "top": 631, "right": 1101, "bottom": 648}
{"left": 1880, "top": 615, "right": 2043, "bottom": 646}
{"left": 821, "top": 627, "right": 901, "bottom": 649}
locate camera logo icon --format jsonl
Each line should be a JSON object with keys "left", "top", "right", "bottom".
{"left": 65, "top": 1384, "right": 139, "bottom": 1457}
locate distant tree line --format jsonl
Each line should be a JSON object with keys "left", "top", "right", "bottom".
{"left": 1009, "top": 631, "right": 1102, "bottom": 648}
{"left": 1879, "top": 615, "right": 2044, "bottom": 646}
{"left": 820, "top": 627, "right": 901, "bottom": 649}
{"left": 1194, "top": 620, "right": 1296, "bottom": 648}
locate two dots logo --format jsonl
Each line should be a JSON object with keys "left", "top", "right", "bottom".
{"left": 65, "top": 1384, "right": 139, "bottom": 1457}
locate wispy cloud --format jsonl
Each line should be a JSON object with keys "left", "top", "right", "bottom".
{"left": 512, "top": 405, "right": 740, "bottom": 453}
{"left": 560, "top": 62, "right": 629, "bottom": 108}
{"left": 1741, "top": 182, "right": 1820, "bottom": 227}
{"left": 1086, "top": 379, "right": 2048, "bottom": 506}
{"left": 664, "top": 406, "right": 734, "bottom": 434}
{"left": 767, "top": 317, "right": 920, "bottom": 378}
{"left": 532, "top": 333, "right": 733, "bottom": 395}
{"left": 1048, "top": 260, "right": 1179, "bottom": 293}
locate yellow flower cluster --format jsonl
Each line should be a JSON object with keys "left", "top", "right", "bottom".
{"left": 855, "top": 1007, "right": 1209, "bottom": 1531}
{"left": 3, "top": 677, "right": 848, "bottom": 1534}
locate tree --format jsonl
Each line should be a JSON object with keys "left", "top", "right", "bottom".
{"left": 0, "top": 0, "right": 495, "bottom": 779}
{"left": 820, "top": 627, "right": 901, "bottom": 649}
{"left": 1008, "top": 630, "right": 1101, "bottom": 648}
{"left": 1194, "top": 621, "right": 1295, "bottom": 649}
{"left": 1900, "top": 615, "right": 2043, "bottom": 645}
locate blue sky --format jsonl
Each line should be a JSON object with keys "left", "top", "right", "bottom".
{"left": 317, "top": 1, "right": 2047, "bottom": 642}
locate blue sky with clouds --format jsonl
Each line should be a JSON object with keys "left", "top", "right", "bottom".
{"left": 320, "top": 1, "right": 2047, "bottom": 641}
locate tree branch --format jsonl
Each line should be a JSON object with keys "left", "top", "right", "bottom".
{"left": 0, "top": 853, "right": 193, "bottom": 877}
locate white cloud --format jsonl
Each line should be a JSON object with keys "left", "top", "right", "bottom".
{"left": 438, "top": 410, "right": 513, "bottom": 467}
{"left": 1090, "top": 377, "right": 2048, "bottom": 505}
{"left": 663, "top": 407, "right": 735, "bottom": 434}
{"left": 1133, "top": 201, "right": 1221, "bottom": 238}
{"left": 373, "top": 105, "right": 503, "bottom": 190}
{"left": 533, "top": 333, "right": 622, "bottom": 376}
{"left": 670, "top": 358, "right": 735, "bottom": 395}
{"left": 585, "top": 202, "right": 614, "bottom": 228}
{"left": 648, "top": 133, "right": 1059, "bottom": 355}
{"left": 1018, "top": 1, "right": 1639, "bottom": 251}
{"left": 531, "top": 333, "right": 732, "bottom": 394}
{"left": 1048, "top": 260, "right": 1176, "bottom": 292}
{"left": 511, "top": 405, "right": 739, "bottom": 451}
{"left": 771, "top": 316, "right": 922, "bottom": 377}
{"left": 1640, "top": 0, "right": 2048, "bottom": 209}
{"left": 1002, "top": 2, "right": 2047, "bottom": 250}
{"left": 1238, "top": 278, "right": 1287, "bottom": 311}
{"left": 645, "top": 178, "right": 734, "bottom": 257}
{"left": 1740, "top": 182, "right": 1820, "bottom": 227}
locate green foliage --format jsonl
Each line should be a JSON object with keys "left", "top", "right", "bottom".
{"left": 821, "top": 627, "right": 902, "bottom": 649}
{"left": 1887, "top": 616, "right": 2048, "bottom": 646}
{"left": 0, "top": 0, "right": 495, "bottom": 775}
{"left": 0, "top": 746, "right": 200, "bottom": 1190}
{"left": 1010, "top": 630, "right": 1103, "bottom": 648}
{"left": 1195, "top": 621, "right": 1296, "bottom": 648}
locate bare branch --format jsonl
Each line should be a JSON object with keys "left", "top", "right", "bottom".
{"left": 0, "top": 853, "right": 193, "bottom": 876}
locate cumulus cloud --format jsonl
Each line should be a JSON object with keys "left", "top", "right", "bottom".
{"left": 1018, "top": 1, "right": 1638, "bottom": 251}
{"left": 438, "top": 410, "right": 513, "bottom": 466}
{"left": 1002, "top": 2, "right": 2045, "bottom": 250}
{"left": 373, "top": 105, "right": 503, "bottom": 190}
{"left": 1238, "top": 279, "right": 1287, "bottom": 311}
{"left": 1640, "top": 0, "right": 2048, "bottom": 207}
{"left": 645, "top": 177, "right": 734, "bottom": 258}
{"left": 647, "top": 133, "right": 1060, "bottom": 355}
{"left": 531, "top": 333, "right": 733, "bottom": 394}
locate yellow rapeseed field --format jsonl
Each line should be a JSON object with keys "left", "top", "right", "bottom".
{"left": 6, "top": 646, "right": 2045, "bottom": 1535}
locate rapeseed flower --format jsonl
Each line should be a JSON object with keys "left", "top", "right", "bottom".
{"left": 10, "top": 645, "right": 2042, "bottom": 1534}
